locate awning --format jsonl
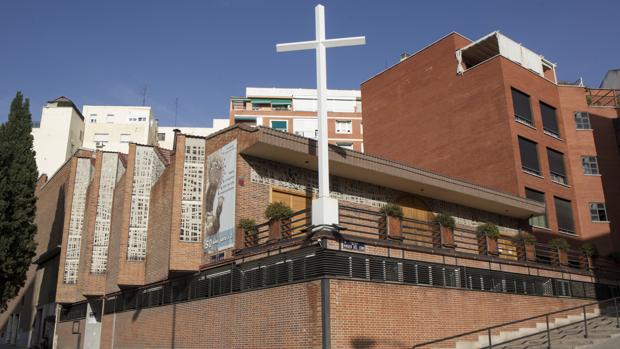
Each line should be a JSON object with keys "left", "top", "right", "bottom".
{"left": 251, "top": 98, "right": 292, "bottom": 105}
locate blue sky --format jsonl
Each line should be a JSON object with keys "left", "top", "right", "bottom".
{"left": 1, "top": 0, "right": 618, "bottom": 126}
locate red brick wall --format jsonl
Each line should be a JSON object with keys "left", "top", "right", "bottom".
{"left": 98, "top": 280, "right": 323, "bottom": 349}
{"left": 329, "top": 279, "right": 593, "bottom": 349}
{"left": 105, "top": 170, "right": 127, "bottom": 294}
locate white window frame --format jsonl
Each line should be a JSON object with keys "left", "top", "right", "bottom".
{"left": 335, "top": 120, "right": 353, "bottom": 134}
{"left": 589, "top": 202, "right": 608, "bottom": 222}
{"left": 581, "top": 156, "right": 599, "bottom": 175}
{"left": 336, "top": 142, "right": 354, "bottom": 150}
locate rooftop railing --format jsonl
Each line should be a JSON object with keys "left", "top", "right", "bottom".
{"left": 586, "top": 88, "right": 620, "bottom": 107}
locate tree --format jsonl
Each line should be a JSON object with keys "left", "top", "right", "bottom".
{"left": 0, "top": 92, "right": 38, "bottom": 312}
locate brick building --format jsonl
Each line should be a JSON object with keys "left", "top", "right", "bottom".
{"left": 230, "top": 87, "right": 364, "bottom": 151}
{"left": 362, "top": 31, "right": 620, "bottom": 255}
{"left": 2, "top": 123, "right": 619, "bottom": 348}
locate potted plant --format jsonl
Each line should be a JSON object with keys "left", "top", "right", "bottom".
{"left": 432, "top": 213, "right": 456, "bottom": 249}
{"left": 549, "top": 237, "right": 570, "bottom": 266}
{"left": 477, "top": 223, "right": 501, "bottom": 256}
{"left": 264, "top": 202, "right": 294, "bottom": 241}
{"left": 580, "top": 243, "right": 598, "bottom": 270}
{"left": 238, "top": 218, "right": 258, "bottom": 247}
{"left": 379, "top": 203, "right": 403, "bottom": 240}
{"left": 516, "top": 231, "right": 537, "bottom": 262}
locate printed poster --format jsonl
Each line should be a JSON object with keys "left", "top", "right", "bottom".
{"left": 203, "top": 140, "right": 237, "bottom": 253}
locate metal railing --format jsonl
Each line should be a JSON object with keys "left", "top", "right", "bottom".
{"left": 242, "top": 204, "right": 620, "bottom": 277}
{"left": 586, "top": 88, "right": 620, "bottom": 107}
{"left": 412, "top": 296, "right": 620, "bottom": 349}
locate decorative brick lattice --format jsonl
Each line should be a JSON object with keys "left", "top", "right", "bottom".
{"left": 63, "top": 158, "right": 93, "bottom": 284}
{"left": 127, "top": 147, "right": 165, "bottom": 261}
{"left": 180, "top": 138, "right": 205, "bottom": 242}
{"left": 90, "top": 153, "right": 123, "bottom": 273}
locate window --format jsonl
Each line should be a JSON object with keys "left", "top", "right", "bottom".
{"left": 589, "top": 203, "right": 608, "bottom": 222}
{"left": 574, "top": 112, "right": 591, "bottom": 129}
{"left": 540, "top": 102, "right": 560, "bottom": 137}
{"left": 336, "top": 142, "right": 354, "bottom": 150}
{"left": 93, "top": 133, "right": 109, "bottom": 143}
{"left": 138, "top": 117, "right": 146, "bottom": 122}
{"left": 525, "top": 188, "right": 548, "bottom": 228}
{"left": 157, "top": 133, "right": 166, "bottom": 141}
{"left": 270, "top": 120, "right": 288, "bottom": 132}
{"left": 554, "top": 197, "right": 575, "bottom": 233}
{"left": 518, "top": 137, "right": 540, "bottom": 175}
{"left": 546, "top": 148, "right": 567, "bottom": 185}
{"left": 90, "top": 118, "right": 97, "bottom": 123}
{"left": 512, "top": 88, "right": 533, "bottom": 126}
{"left": 582, "top": 156, "right": 599, "bottom": 175}
{"left": 120, "top": 134, "right": 131, "bottom": 143}
{"left": 335, "top": 120, "right": 353, "bottom": 134}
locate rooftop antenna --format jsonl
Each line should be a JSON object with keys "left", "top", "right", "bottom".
{"left": 141, "top": 85, "right": 148, "bottom": 106}
{"left": 174, "top": 97, "right": 179, "bottom": 127}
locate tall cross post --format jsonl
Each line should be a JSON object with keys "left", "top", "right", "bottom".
{"left": 276, "top": 4, "right": 365, "bottom": 230}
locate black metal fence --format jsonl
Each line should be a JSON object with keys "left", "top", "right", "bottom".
{"left": 59, "top": 246, "right": 620, "bottom": 322}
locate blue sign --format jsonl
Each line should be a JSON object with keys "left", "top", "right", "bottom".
{"left": 343, "top": 241, "right": 365, "bottom": 251}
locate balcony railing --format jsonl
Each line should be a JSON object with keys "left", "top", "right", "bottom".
{"left": 238, "top": 205, "right": 619, "bottom": 277}
{"left": 586, "top": 88, "right": 620, "bottom": 107}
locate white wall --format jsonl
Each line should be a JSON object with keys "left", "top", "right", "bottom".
{"left": 82, "top": 105, "right": 157, "bottom": 153}
{"left": 33, "top": 104, "right": 84, "bottom": 177}
{"left": 245, "top": 87, "right": 361, "bottom": 112}
{"left": 157, "top": 119, "right": 230, "bottom": 150}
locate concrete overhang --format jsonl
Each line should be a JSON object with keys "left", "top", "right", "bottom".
{"left": 240, "top": 126, "right": 545, "bottom": 219}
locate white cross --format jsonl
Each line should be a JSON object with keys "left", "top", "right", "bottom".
{"left": 276, "top": 4, "right": 365, "bottom": 229}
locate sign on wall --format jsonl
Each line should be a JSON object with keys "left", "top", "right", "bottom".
{"left": 203, "top": 140, "right": 237, "bottom": 253}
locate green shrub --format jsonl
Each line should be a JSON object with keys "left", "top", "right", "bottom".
{"left": 516, "top": 231, "right": 537, "bottom": 245}
{"left": 549, "top": 238, "right": 570, "bottom": 251}
{"left": 264, "top": 202, "right": 294, "bottom": 220}
{"left": 379, "top": 203, "right": 403, "bottom": 218}
{"left": 432, "top": 213, "right": 456, "bottom": 229}
{"left": 238, "top": 218, "right": 257, "bottom": 232}
{"left": 580, "top": 243, "right": 598, "bottom": 257}
{"left": 476, "top": 223, "right": 500, "bottom": 239}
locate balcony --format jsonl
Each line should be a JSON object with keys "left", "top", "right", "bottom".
{"left": 586, "top": 88, "right": 620, "bottom": 108}
{"left": 237, "top": 204, "right": 619, "bottom": 278}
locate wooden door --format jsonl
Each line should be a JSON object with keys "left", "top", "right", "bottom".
{"left": 271, "top": 188, "right": 311, "bottom": 234}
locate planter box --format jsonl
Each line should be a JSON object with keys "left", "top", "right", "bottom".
{"left": 557, "top": 249, "right": 569, "bottom": 266}
{"left": 479, "top": 235, "right": 499, "bottom": 256}
{"left": 581, "top": 255, "right": 595, "bottom": 270}
{"left": 268, "top": 219, "right": 282, "bottom": 241}
{"left": 386, "top": 215, "right": 403, "bottom": 240}
{"left": 524, "top": 244, "right": 536, "bottom": 262}
{"left": 438, "top": 225, "right": 456, "bottom": 249}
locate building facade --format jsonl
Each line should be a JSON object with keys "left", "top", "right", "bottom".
{"left": 82, "top": 105, "right": 159, "bottom": 153}
{"left": 156, "top": 118, "right": 230, "bottom": 150}
{"left": 32, "top": 97, "right": 85, "bottom": 178}
{"left": 3, "top": 124, "right": 619, "bottom": 348}
{"left": 230, "top": 87, "right": 364, "bottom": 151}
{"left": 361, "top": 31, "right": 620, "bottom": 255}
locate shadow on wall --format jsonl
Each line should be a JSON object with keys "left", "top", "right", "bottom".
{"left": 351, "top": 337, "right": 409, "bottom": 349}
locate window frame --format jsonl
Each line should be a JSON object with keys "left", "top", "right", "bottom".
{"left": 589, "top": 202, "right": 608, "bottom": 222}
{"left": 336, "top": 142, "right": 354, "bottom": 150}
{"left": 518, "top": 136, "right": 541, "bottom": 176}
{"left": 581, "top": 156, "right": 599, "bottom": 175}
{"left": 524, "top": 187, "right": 548, "bottom": 229}
{"left": 335, "top": 120, "right": 353, "bottom": 134}
{"left": 270, "top": 120, "right": 288, "bottom": 132}
{"left": 511, "top": 88, "right": 534, "bottom": 127}
{"left": 157, "top": 133, "right": 166, "bottom": 142}
{"left": 554, "top": 196, "right": 575, "bottom": 234}
{"left": 547, "top": 148, "right": 568, "bottom": 185}
{"left": 540, "top": 101, "right": 560, "bottom": 138}
{"left": 574, "top": 112, "right": 591, "bottom": 130}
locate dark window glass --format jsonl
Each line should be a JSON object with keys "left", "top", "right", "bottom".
{"left": 589, "top": 203, "right": 608, "bottom": 222}
{"left": 525, "top": 188, "right": 548, "bottom": 228}
{"left": 512, "top": 88, "right": 533, "bottom": 125}
{"left": 270, "top": 120, "right": 288, "bottom": 131}
{"left": 540, "top": 102, "right": 560, "bottom": 137}
{"left": 554, "top": 197, "right": 575, "bottom": 233}
{"left": 582, "top": 156, "right": 599, "bottom": 175}
{"left": 518, "top": 137, "right": 540, "bottom": 175}
{"left": 574, "top": 112, "right": 591, "bottom": 129}
{"left": 547, "top": 148, "right": 567, "bottom": 185}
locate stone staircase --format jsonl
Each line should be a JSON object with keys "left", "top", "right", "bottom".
{"left": 442, "top": 308, "right": 620, "bottom": 349}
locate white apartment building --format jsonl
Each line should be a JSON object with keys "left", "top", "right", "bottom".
{"left": 230, "top": 87, "right": 364, "bottom": 152}
{"left": 82, "top": 105, "right": 158, "bottom": 153}
{"left": 32, "top": 97, "right": 85, "bottom": 177}
{"left": 157, "top": 118, "right": 230, "bottom": 150}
